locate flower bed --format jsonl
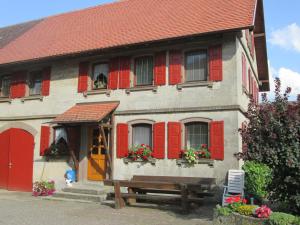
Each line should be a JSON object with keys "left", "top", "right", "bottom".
{"left": 32, "top": 180, "right": 55, "bottom": 196}
{"left": 214, "top": 195, "right": 300, "bottom": 225}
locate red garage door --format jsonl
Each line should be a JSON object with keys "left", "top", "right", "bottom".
{"left": 0, "top": 128, "right": 34, "bottom": 192}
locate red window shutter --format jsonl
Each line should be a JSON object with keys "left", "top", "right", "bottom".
{"left": 11, "top": 71, "right": 26, "bottom": 99}
{"left": 41, "top": 67, "right": 51, "bottom": 96}
{"left": 153, "top": 122, "right": 165, "bottom": 159}
{"left": 119, "top": 57, "right": 131, "bottom": 89}
{"left": 251, "top": 34, "right": 255, "bottom": 57}
{"left": 40, "top": 126, "right": 50, "bottom": 156}
{"left": 248, "top": 69, "right": 252, "bottom": 94}
{"left": 242, "top": 53, "right": 247, "bottom": 88}
{"left": 209, "top": 45, "right": 223, "bottom": 81}
{"left": 78, "top": 62, "right": 89, "bottom": 93}
{"left": 154, "top": 52, "right": 166, "bottom": 86}
{"left": 116, "top": 123, "right": 128, "bottom": 158}
{"left": 169, "top": 50, "right": 182, "bottom": 85}
{"left": 108, "top": 58, "right": 119, "bottom": 90}
{"left": 210, "top": 121, "right": 224, "bottom": 160}
{"left": 167, "top": 122, "right": 181, "bottom": 159}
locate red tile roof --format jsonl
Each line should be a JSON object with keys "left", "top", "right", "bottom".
{"left": 52, "top": 102, "right": 119, "bottom": 124}
{"left": 0, "top": 0, "right": 256, "bottom": 65}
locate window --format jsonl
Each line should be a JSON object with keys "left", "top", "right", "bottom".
{"left": 0, "top": 76, "right": 11, "bottom": 97}
{"left": 185, "top": 50, "right": 208, "bottom": 82}
{"left": 92, "top": 63, "right": 109, "bottom": 89}
{"left": 135, "top": 56, "right": 154, "bottom": 86}
{"left": 28, "top": 71, "right": 42, "bottom": 95}
{"left": 132, "top": 123, "right": 152, "bottom": 147}
{"left": 185, "top": 122, "right": 208, "bottom": 149}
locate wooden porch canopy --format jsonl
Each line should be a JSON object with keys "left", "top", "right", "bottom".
{"left": 52, "top": 101, "right": 119, "bottom": 124}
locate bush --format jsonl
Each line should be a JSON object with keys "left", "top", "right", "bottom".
{"left": 239, "top": 78, "right": 300, "bottom": 213}
{"left": 242, "top": 161, "right": 272, "bottom": 201}
{"left": 268, "top": 212, "right": 297, "bottom": 225}
{"left": 216, "top": 205, "right": 232, "bottom": 216}
{"left": 32, "top": 180, "right": 55, "bottom": 196}
{"left": 235, "top": 205, "right": 257, "bottom": 216}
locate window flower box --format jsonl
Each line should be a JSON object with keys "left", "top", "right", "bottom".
{"left": 123, "top": 144, "right": 156, "bottom": 165}
{"left": 177, "top": 144, "right": 213, "bottom": 166}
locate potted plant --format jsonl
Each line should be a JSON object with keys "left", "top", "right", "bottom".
{"left": 32, "top": 180, "right": 56, "bottom": 197}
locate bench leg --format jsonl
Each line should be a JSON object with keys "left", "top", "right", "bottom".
{"left": 127, "top": 187, "right": 136, "bottom": 205}
{"left": 181, "top": 184, "right": 189, "bottom": 214}
{"left": 114, "top": 181, "right": 125, "bottom": 209}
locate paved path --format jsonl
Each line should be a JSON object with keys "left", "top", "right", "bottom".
{"left": 0, "top": 190, "right": 213, "bottom": 225}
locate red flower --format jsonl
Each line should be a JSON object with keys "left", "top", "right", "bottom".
{"left": 242, "top": 199, "right": 247, "bottom": 204}
{"left": 225, "top": 197, "right": 234, "bottom": 204}
{"left": 201, "top": 144, "right": 207, "bottom": 148}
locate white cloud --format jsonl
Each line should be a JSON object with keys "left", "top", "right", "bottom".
{"left": 269, "top": 23, "right": 300, "bottom": 53}
{"left": 262, "top": 62, "right": 300, "bottom": 101}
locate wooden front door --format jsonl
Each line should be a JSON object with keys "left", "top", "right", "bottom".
{"left": 0, "top": 129, "right": 34, "bottom": 192}
{"left": 87, "top": 127, "right": 107, "bottom": 181}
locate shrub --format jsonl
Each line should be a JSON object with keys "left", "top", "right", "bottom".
{"left": 235, "top": 205, "right": 257, "bottom": 216}
{"left": 268, "top": 212, "right": 297, "bottom": 225}
{"left": 216, "top": 205, "right": 232, "bottom": 216}
{"left": 242, "top": 161, "right": 272, "bottom": 201}
{"left": 239, "top": 78, "right": 300, "bottom": 213}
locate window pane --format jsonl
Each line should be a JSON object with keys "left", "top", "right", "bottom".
{"left": 185, "top": 51, "right": 207, "bottom": 82}
{"left": 1, "top": 76, "right": 11, "bottom": 97}
{"left": 186, "top": 122, "right": 208, "bottom": 149}
{"left": 29, "top": 72, "right": 42, "bottom": 95}
{"left": 132, "top": 124, "right": 152, "bottom": 147}
{"left": 93, "top": 63, "right": 109, "bottom": 89}
{"left": 135, "top": 56, "right": 153, "bottom": 86}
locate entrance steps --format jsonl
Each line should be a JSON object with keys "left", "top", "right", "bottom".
{"left": 43, "top": 182, "right": 113, "bottom": 203}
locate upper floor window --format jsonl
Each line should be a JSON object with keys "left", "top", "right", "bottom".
{"left": 135, "top": 56, "right": 154, "bottom": 86}
{"left": 132, "top": 123, "right": 152, "bottom": 147}
{"left": 28, "top": 71, "right": 42, "bottom": 96}
{"left": 0, "top": 76, "right": 11, "bottom": 97}
{"left": 185, "top": 50, "right": 208, "bottom": 82}
{"left": 92, "top": 63, "right": 109, "bottom": 89}
{"left": 185, "top": 122, "right": 208, "bottom": 149}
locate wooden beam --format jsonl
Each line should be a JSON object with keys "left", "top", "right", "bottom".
{"left": 99, "top": 126, "right": 112, "bottom": 173}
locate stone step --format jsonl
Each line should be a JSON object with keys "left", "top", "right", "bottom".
{"left": 62, "top": 187, "right": 105, "bottom": 196}
{"left": 51, "top": 191, "right": 107, "bottom": 202}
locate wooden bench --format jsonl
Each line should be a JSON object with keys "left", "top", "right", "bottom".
{"left": 104, "top": 176, "right": 216, "bottom": 212}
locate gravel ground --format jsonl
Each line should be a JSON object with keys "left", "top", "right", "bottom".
{"left": 0, "top": 190, "right": 214, "bottom": 225}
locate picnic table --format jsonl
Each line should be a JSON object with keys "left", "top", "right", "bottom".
{"left": 104, "top": 175, "right": 216, "bottom": 212}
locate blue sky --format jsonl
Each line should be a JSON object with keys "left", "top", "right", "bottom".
{"left": 0, "top": 0, "right": 299, "bottom": 99}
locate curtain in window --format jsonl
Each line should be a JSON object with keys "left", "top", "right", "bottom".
{"left": 55, "top": 127, "right": 68, "bottom": 144}
{"left": 132, "top": 124, "right": 152, "bottom": 147}
{"left": 185, "top": 51, "right": 207, "bottom": 82}
{"left": 135, "top": 56, "right": 153, "bottom": 85}
{"left": 186, "top": 122, "right": 208, "bottom": 149}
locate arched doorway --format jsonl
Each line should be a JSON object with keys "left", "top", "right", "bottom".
{"left": 0, "top": 128, "right": 34, "bottom": 192}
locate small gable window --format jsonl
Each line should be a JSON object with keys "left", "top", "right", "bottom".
{"left": 132, "top": 123, "right": 152, "bottom": 147}
{"left": 28, "top": 71, "right": 42, "bottom": 96}
{"left": 92, "top": 63, "right": 109, "bottom": 89}
{"left": 135, "top": 56, "right": 154, "bottom": 86}
{"left": 185, "top": 50, "right": 208, "bottom": 82}
{"left": 0, "top": 75, "right": 11, "bottom": 97}
{"left": 185, "top": 122, "right": 208, "bottom": 149}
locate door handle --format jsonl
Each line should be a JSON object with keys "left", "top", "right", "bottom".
{"left": 8, "top": 162, "right": 13, "bottom": 169}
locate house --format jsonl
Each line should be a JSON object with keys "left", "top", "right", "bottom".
{"left": 0, "top": 0, "right": 269, "bottom": 192}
